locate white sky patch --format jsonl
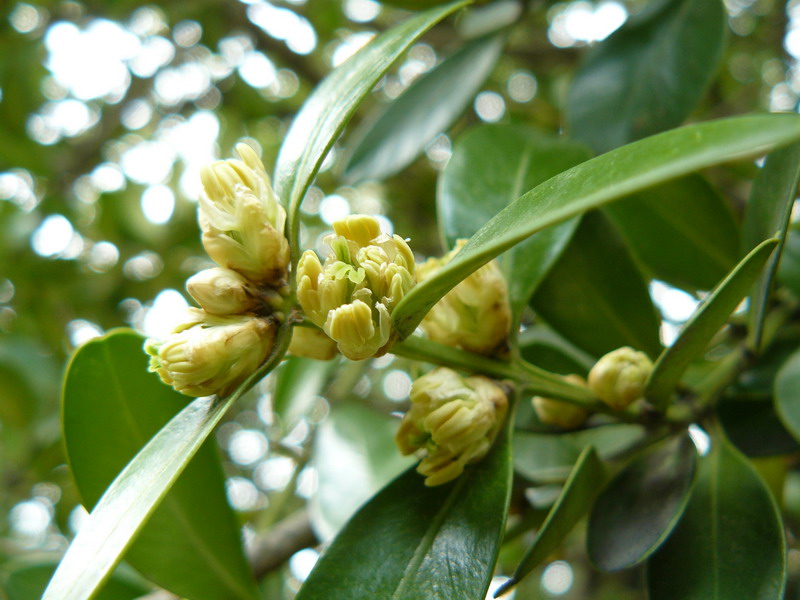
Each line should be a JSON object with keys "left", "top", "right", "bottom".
{"left": 507, "top": 70, "right": 538, "bottom": 103}
{"left": 320, "top": 194, "right": 350, "bottom": 224}
{"left": 45, "top": 19, "right": 139, "bottom": 100}
{"left": 688, "top": 424, "right": 711, "bottom": 456}
{"left": 121, "top": 98, "right": 154, "bottom": 130}
{"left": 548, "top": 1, "right": 627, "bottom": 48}
{"left": 228, "top": 429, "right": 270, "bottom": 466}
{"left": 67, "top": 319, "right": 104, "bottom": 347}
{"left": 246, "top": 2, "right": 317, "bottom": 55}
{"left": 121, "top": 141, "right": 176, "bottom": 184}
{"left": 650, "top": 281, "right": 700, "bottom": 323}
{"left": 142, "top": 289, "right": 188, "bottom": 337}
{"left": 141, "top": 185, "right": 175, "bottom": 224}
{"left": 88, "top": 241, "right": 120, "bottom": 272}
{"left": 129, "top": 35, "right": 175, "bottom": 78}
{"left": 31, "top": 214, "right": 74, "bottom": 257}
{"left": 91, "top": 163, "right": 126, "bottom": 193}
{"left": 289, "top": 548, "right": 320, "bottom": 582}
{"left": 541, "top": 560, "right": 574, "bottom": 595}
{"left": 475, "top": 91, "right": 506, "bottom": 122}
{"left": 239, "top": 51, "right": 277, "bottom": 88}
{"left": 226, "top": 477, "right": 262, "bottom": 511}
{"left": 345, "top": 0, "right": 381, "bottom": 23}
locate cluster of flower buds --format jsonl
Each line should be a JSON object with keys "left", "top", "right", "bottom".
{"left": 532, "top": 374, "right": 591, "bottom": 429}
{"left": 145, "top": 144, "right": 290, "bottom": 397}
{"left": 296, "top": 215, "right": 415, "bottom": 360}
{"left": 395, "top": 368, "right": 508, "bottom": 486}
{"left": 416, "top": 240, "right": 511, "bottom": 356}
{"left": 588, "top": 346, "right": 653, "bottom": 410}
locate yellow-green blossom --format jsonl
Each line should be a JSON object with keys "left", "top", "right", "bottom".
{"left": 296, "top": 215, "right": 415, "bottom": 360}
{"left": 395, "top": 367, "right": 508, "bottom": 486}
{"left": 532, "top": 375, "right": 590, "bottom": 429}
{"left": 186, "top": 267, "right": 258, "bottom": 315}
{"left": 417, "top": 240, "right": 510, "bottom": 355}
{"left": 145, "top": 308, "right": 275, "bottom": 397}
{"left": 588, "top": 346, "right": 653, "bottom": 410}
{"left": 288, "top": 326, "right": 338, "bottom": 361}
{"left": 199, "top": 143, "right": 290, "bottom": 285}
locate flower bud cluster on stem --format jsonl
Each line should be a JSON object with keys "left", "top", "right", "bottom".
{"left": 146, "top": 144, "right": 292, "bottom": 397}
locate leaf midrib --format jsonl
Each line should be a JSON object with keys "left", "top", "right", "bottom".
{"left": 98, "top": 340, "right": 253, "bottom": 600}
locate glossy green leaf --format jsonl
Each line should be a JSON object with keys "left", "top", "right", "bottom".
{"left": 647, "top": 437, "right": 786, "bottom": 599}
{"left": 273, "top": 0, "right": 470, "bottom": 239}
{"left": 743, "top": 143, "right": 800, "bottom": 350}
{"left": 393, "top": 115, "right": 800, "bottom": 338}
{"left": 566, "top": 0, "right": 726, "bottom": 154}
{"left": 719, "top": 395, "right": 800, "bottom": 457}
{"left": 532, "top": 211, "right": 661, "bottom": 358}
{"left": 273, "top": 355, "right": 336, "bottom": 433}
{"left": 588, "top": 434, "right": 697, "bottom": 571}
{"left": 58, "top": 330, "right": 256, "bottom": 600}
{"left": 345, "top": 33, "right": 505, "bottom": 184}
{"left": 604, "top": 175, "right": 739, "bottom": 291}
{"left": 297, "top": 415, "right": 513, "bottom": 600}
{"left": 45, "top": 335, "right": 253, "bottom": 600}
{"left": 310, "top": 402, "right": 413, "bottom": 541}
{"left": 646, "top": 238, "right": 778, "bottom": 409}
{"left": 496, "top": 447, "right": 606, "bottom": 596}
{"left": 438, "top": 124, "right": 591, "bottom": 317}
{"left": 518, "top": 325, "right": 595, "bottom": 376}
{"left": 513, "top": 424, "right": 645, "bottom": 483}
{"left": 4, "top": 559, "right": 148, "bottom": 600}
{"left": 778, "top": 223, "right": 800, "bottom": 297}
{"left": 774, "top": 348, "right": 800, "bottom": 444}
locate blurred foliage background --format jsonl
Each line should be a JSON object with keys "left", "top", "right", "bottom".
{"left": 0, "top": 0, "right": 797, "bottom": 598}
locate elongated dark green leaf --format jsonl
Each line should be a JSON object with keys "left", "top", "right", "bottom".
{"left": 345, "top": 33, "right": 505, "bottom": 183}
{"left": 647, "top": 438, "right": 786, "bottom": 599}
{"left": 273, "top": 0, "right": 470, "bottom": 235}
{"left": 273, "top": 356, "right": 336, "bottom": 433}
{"left": 532, "top": 211, "right": 662, "bottom": 358}
{"left": 719, "top": 395, "right": 800, "bottom": 457}
{"left": 588, "top": 434, "right": 697, "bottom": 571}
{"left": 439, "top": 124, "right": 591, "bottom": 318}
{"left": 566, "top": 0, "right": 725, "bottom": 154}
{"left": 604, "top": 175, "right": 739, "bottom": 291}
{"left": 743, "top": 143, "right": 800, "bottom": 350}
{"left": 393, "top": 115, "right": 800, "bottom": 338}
{"left": 4, "top": 559, "right": 148, "bottom": 600}
{"left": 496, "top": 447, "right": 606, "bottom": 596}
{"left": 513, "top": 424, "right": 645, "bottom": 483}
{"left": 774, "top": 348, "right": 800, "bottom": 444}
{"left": 646, "top": 239, "right": 778, "bottom": 409}
{"left": 43, "top": 331, "right": 253, "bottom": 600}
{"left": 310, "top": 402, "right": 413, "bottom": 541}
{"left": 297, "top": 416, "right": 512, "bottom": 600}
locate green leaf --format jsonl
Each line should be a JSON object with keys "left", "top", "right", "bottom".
{"left": 496, "top": 447, "right": 606, "bottom": 596}
{"left": 588, "top": 434, "right": 697, "bottom": 571}
{"left": 272, "top": 356, "right": 336, "bottom": 433}
{"left": 719, "top": 395, "right": 800, "bottom": 457}
{"left": 778, "top": 223, "right": 800, "bottom": 298}
{"left": 647, "top": 437, "right": 786, "bottom": 600}
{"left": 344, "top": 33, "right": 505, "bottom": 183}
{"left": 273, "top": 0, "right": 471, "bottom": 240}
{"left": 393, "top": 114, "right": 800, "bottom": 338}
{"left": 743, "top": 143, "right": 800, "bottom": 350}
{"left": 566, "top": 0, "right": 726, "bottom": 154}
{"left": 45, "top": 336, "right": 253, "bottom": 600}
{"left": 774, "top": 348, "right": 800, "bottom": 445}
{"left": 58, "top": 330, "right": 257, "bottom": 600}
{"left": 297, "top": 414, "right": 513, "bottom": 600}
{"left": 604, "top": 175, "right": 740, "bottom": 291}
{"left": 4, "top": 558, "right": 149, "bottom": 600}
{"left": 438, "top": 124, "right": 591, "bottom": 318}
{"left": 518, "top": 325, "right": 595, "bottom": 376}
{"left": 646, "top": 238, "right": 778, "bottom": 409}
{"left": 531, "top": 211, "right": 662, "bottom": 358}
{"left": 513, "top": 424, "right": 645, "bottom": 483}
{"left": 310, "top": 402, "right": 413, "bottom": 541}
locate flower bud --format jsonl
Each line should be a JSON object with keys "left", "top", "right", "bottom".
{"left": 395, "top": 367, "right": 508, "bottom": 486}
{"left": 144, "top": 308, "right": 275, "bottom": 397}
{"left": 417, "top": 240, "right": 510, "bottom": 355}
{"left": 532, "top": 375, "right": 590, "bottom": 429}
{"left": 588, "top": 346, "right": 653, "bottom": 410}
{"left": 288, "top": 326, "right": 338, "bottom": 361}
{"left": 199, "top": 143, "right": 290, "bottom": 285}
{"left": 296, "top": 215, "right": 415, "bottom": 360}
{"left": 186, "top": 267, "right": 258, "bottom": 315}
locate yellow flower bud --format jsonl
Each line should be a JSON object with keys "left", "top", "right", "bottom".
{"left": 588, "top": 346, "right": 653, "bottom": 410}
{"left": 296, "top": 215, "right": 415, "bottom": 361}
{"left": 199, "top": 143, "right": 290, "bottom": 285}
{"left": 144, "top": 308, "right": 275, "bottom": 397}
{"left": 186, "top": 267, "right": 258, "bottom": 315}
{"left": 395, "top": 367, "right": 508, "bottom": 486}
{"left": 288, "top": 326, "right": 338, "bottom": 361}
{"left": 417, "top": 240, "right": 510, "bottom": 355}
{"left": 532, "top": 375, "right": 590, "bottom": 429}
